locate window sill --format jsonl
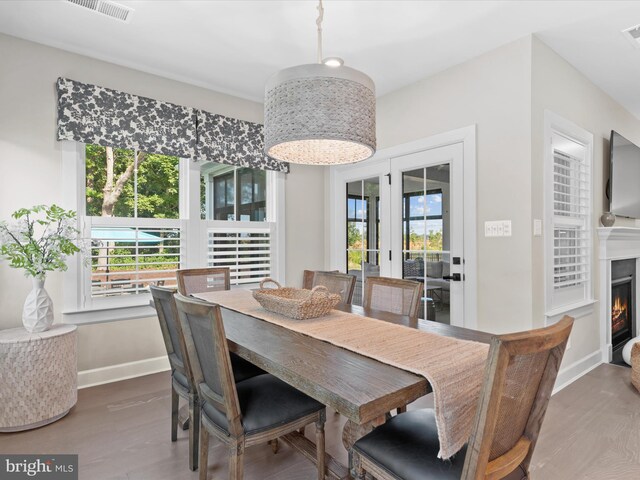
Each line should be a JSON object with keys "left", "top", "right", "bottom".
{"left": 61, "top": 284, "right": 263, "bottom": 326}
{"left": 545, "top": 299, "right": 597, "bottom": 324}
{"left": 62, "top": 304, "right": 156, "bottom": 325}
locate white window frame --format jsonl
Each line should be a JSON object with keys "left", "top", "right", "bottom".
{"left": 544, "top": 111, "right": 595, "bottom": 318}
{"left": 61, "top": 141, "right": 285, "bottom": 324}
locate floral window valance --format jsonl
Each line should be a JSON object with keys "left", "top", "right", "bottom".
{"left": 56, "top": 78, "right": 196, "bottom": 158}
{"left": 56, "top": 77, "right": 288, "bottom": 173}
{"left": 195, "top": 110, "right": 288, "bottom": 173}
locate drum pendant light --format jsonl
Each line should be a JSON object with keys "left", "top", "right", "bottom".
{"left": 264, "top": 0, "right": 376, "bottom": 165}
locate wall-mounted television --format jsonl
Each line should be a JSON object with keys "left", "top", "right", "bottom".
{"left": 609, "top": 130, "right": 640, "bottom": 218}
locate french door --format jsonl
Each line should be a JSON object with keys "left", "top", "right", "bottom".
{"left": 332, "top": 141, "right": 467, "bottom": 326}
{"left": 390, "top": 143, "right": 464, "bottom": 326}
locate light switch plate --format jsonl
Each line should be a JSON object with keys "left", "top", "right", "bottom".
{"left": 485, "top": 220, "right": 512, "bottom": 237}
{"left": 533, "top": 219, "right": 542, "bottom": 236}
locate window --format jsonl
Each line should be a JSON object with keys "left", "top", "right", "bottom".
{"left": 84, "top": 145, "right": 182, "bottom": 307}
{"left": 545, "top": 113, "right": 594, "bottom": 313}
{"left": 202, "top": 164, "right": 267, "bottom": 221}
{"left": 200, "top": 162, "right": 274, "bottom": 288}
{"left": 63, "top": 143, "right": 284, "bottom": 320}
{"left": 402, "top": 189, "right": 443, "bottom": 261}
{"left": 347, "top": 194, "right": 369, "bottom": 268}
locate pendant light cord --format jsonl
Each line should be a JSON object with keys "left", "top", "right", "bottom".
{"left": 316, "top": 0, "right": 324, "bottom": 64}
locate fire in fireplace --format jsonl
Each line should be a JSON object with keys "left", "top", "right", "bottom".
{"left": 610, "top": 257, "right": 636, "bottom": 363}
{"left": 611, "top": 281, "right": 631, "bottom": 344}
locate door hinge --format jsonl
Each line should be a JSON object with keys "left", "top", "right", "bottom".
{"left": 388, "top": 250, "right": 392, "bottom": 261}
{"left": 385, "top": 173, "right": 391, "bottom": 185}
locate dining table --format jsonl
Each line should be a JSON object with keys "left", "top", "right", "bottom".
{"left": 191, "top": 291, "right": 493, "bottom": 480}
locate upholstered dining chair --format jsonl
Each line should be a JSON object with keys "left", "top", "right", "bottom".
{"left": 150, "top": 285, "right": 200, "bottom": 471}
{"left": 303, "top": 270, "right": 357, "bottom": 304}
{"left": 351, "top": 315, "right": 574, "bottom": 480}
{"left": 176, "top": 267, "right": 265, "bottom": 383}
{"left": 174, "top": 294, "right": 327, "bottom": 480}
{"left": 363, "top": 276, "right": 423, "bottom": 318}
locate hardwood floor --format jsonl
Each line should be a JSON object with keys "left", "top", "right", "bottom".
{"left": 0, "top": 363, "right": 638, "bottom": 479}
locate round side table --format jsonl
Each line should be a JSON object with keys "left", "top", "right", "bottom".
{"left": 0, "top": 324, "right": 77, "bottom": 432}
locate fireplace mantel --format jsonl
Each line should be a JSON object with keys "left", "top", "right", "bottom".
{"left": 598, "top": 227, "right": 640, "bottom": 362}
{"left": 598, "top": 227, "right": 640, "bottom": 260}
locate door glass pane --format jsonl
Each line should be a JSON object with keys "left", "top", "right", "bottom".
{"left": 346, "top": 178, "right": 380, "bottom": 306}
{"left": 402, "top": 165, "right": 450, "bottom": 323}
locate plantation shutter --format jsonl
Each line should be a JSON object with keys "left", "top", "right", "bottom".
{"left": 206, "top": 224, "right": 273, "bottom": 285}
{"left": 551, "top": 132, "right": 591, "bottom": 306}
{"left": 83, "top": 217, "right": 183, "bottom": 306}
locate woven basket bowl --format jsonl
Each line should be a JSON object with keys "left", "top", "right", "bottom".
{"left": 253, "top": 278, "right": 341, "bottom": 320}
{"left": 632, "top": 343, "right": 640, "bottom": 393}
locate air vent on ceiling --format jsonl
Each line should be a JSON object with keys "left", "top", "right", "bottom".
{"left": 622, "top": 24, "right": 640, "bottom": 48}
{"left": 66, "top": 0, "right": 133, "bottom": 23}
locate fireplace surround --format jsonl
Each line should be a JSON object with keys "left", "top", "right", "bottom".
{"left": 610, "top": 259, "right": 635, "bottom": 362}
{"left": 598, "top": 227, "right": 640, "bottom": 363}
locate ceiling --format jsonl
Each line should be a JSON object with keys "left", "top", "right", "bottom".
{"left": 1, "top": 1, "right": 640, "bottom": 117}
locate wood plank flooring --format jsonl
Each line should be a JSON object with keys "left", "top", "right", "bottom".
{"left": 0, "top": 363, "right": 638, "bottom": 479}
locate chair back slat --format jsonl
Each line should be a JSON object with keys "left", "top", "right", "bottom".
{"left": 150, "top": 285, "right": 188, "bottom": 376}
{"left": 174, "top": 294, "right": 243, "bottom": 436}
{"left": 303, "top": 270, "right": 356, "bottom": 304}
{"left": 363, "top": 276, "right": 423, "bottom": 317}
{"left": 177, "top": 267, "right": 230, "bottom": 296}
{"left": 461, "top": 315, "right": 574, "bottom": 480}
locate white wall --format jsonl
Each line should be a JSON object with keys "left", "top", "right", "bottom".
{"left": 531, "top": 36, "right": 640, "bottom": 382}
{"left": 0, "top": 33, "right": 324, "bottom": 379}
{"left": 375, "top": 33, "right": 640, "bottom": 385}
{"left": 376, "top": 36, "right": 534, "bottom": 334}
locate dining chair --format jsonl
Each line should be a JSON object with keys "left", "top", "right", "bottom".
{"left": 303, "top": 270, "right": 357, "bottom": 304}
{"left": 174, "top": 294, "right": 327, "bottom": 480}
{"left": 176, "top": 267, "right": 265, "bottom": 383}
{"left": 176, "top": 267, "right": 231, "bottom": 296}
{"left": 150, "top": 285, "right": 200, "bottom": 471}
{"left": 363, "top": 276, "right": 423, "bottom": 318}
{"left": 351, "top": 315, "right": 574, "bottom": 480}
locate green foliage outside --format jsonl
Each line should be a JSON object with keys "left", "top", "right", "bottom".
{"left": 347, "top": 220, "right": 444, "bottom": 270}
{"left": 347, "top": 222, "right": 364, "bottom": 270}
{"left": 86, "top": 145, "right": 182, "bottom": 275}
{"left": 85, "top": 145, "right": 180, "bottom": 219}
{"left": 408, "top": 229, "right": 443, "bottom": 253}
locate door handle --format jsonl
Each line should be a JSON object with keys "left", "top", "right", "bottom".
{"left": 442, "top": 273, "right": 462, "bottom": 282}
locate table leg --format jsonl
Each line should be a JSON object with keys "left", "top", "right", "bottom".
{"left": 342, "top": 416, "right": 386, "bottom": 478}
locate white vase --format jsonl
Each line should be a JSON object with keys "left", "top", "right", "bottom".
{"left": 22, "top": 278, "right": 54, "bottom": 333}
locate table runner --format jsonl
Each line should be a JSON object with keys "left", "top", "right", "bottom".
{"left": 194, "top": 289, "right": 490, "bottom": 459}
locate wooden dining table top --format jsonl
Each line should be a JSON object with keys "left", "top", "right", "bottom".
{"left": 193, "top": 292, "right": 493, "bottom": 426}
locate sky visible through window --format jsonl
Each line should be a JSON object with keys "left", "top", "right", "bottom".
{"left": 410, "top": 193, "right": 442, "bottom": 235}
{"left": 348, "top": 193, "right": 443, "bottom": 236}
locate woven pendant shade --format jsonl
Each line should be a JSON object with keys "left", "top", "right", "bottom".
{"left": 264, "top": 63, "right": 376, "bottom": 165}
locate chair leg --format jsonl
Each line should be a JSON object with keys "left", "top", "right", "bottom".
{"left": 229, "top": 442, "right": 244, "bottom": 480}
{"left": 352, "top": 450, "right": 365, "bottom": 480}
{"left": 171, "top": 386, "right": 179, "bottom": 442}
{"left": 199, "top": 422, "right": 209, "bottom": 480}
{"left": 316, "top": 411, "right": 326, "bottom": 480}
{"left": 269, "top": 438, "right": 279, "bottom": 454}
{"left": 189, "top": 393, "right": 200, "bottom": 471}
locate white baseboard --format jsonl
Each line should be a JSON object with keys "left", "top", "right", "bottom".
{"left": 553, "top": 350, "right": 603, "bottom": 394}
{"left": 78, "top": 355, "right": 170, "bottom": 389}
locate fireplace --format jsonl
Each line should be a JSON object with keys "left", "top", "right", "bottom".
{"left": 611, "top": 259, "right": 636, "bottom": 362}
